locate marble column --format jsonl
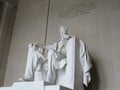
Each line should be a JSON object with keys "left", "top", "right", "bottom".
{"left": 0, "top": 0, "right": 18, "bottom": 86}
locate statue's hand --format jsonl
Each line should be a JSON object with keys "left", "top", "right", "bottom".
{"left": 28, "top": 43, "right": 34, "bottom": 47}
{"left": 28, "top": 43, "right": 39, "bottom": 51}
{"left": 29, "top": 43, "right": 39, "bottom": 47}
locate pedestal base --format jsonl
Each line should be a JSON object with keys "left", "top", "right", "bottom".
{"left": 0, "top": 81, "right": 72, "bottom": 90}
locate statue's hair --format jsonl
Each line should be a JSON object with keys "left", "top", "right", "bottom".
{"left": 59, "top": 25, "right": 69, "bottom": 33}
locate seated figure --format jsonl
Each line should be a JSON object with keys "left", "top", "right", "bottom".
{"left": 21, "top": 26, "right": 92, "bottom": 90}
{"left": 46, "top": 26, "right": 72, "bottom": 84}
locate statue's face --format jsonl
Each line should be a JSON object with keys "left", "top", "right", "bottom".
{"left": 59, "top": 26, "right": 68, "bottom": 37}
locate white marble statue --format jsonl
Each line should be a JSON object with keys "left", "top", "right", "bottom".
{"left": 21, "top": 43, "right": 47, "bottom": 81}
{"left": 21, "top": 26, "right": 92, "bottom": 90}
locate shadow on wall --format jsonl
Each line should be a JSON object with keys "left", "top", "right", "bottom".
{"left": 84, "top": 56, "right": 99, "bottom": 90}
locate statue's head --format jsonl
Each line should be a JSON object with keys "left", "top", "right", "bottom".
{"left": 59, "top": 26, "right": 69, "bottom": 36}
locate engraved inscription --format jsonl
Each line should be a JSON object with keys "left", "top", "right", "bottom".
{"left": 58, "top": 1, "right": 97, "bottom": 19}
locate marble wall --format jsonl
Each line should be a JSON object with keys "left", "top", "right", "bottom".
{"left": 4, "top": 0, "right": 120, "bottom": 90}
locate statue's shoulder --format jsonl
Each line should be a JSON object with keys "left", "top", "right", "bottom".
{"left": 68, "top": 35, "right": 75, "bottom": 40}
{"left": 67, "top": 36, "right": 76, "bottom": 45}
{"left": 68, "top": 37, "right": 85, "bottom": 47}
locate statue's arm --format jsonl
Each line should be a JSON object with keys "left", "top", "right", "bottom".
{"left": 80, "top": 40, "right": 92, "bottom": 87}
{"left": 39, "top": 52, "right": 47, "bottom": 62}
